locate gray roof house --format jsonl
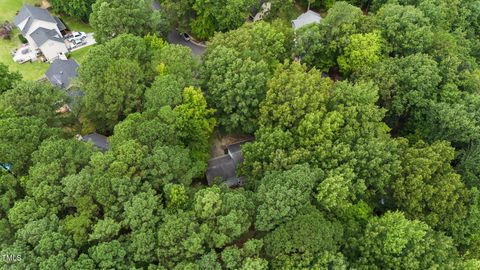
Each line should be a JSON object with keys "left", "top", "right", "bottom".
{"left": 13, "top": 4, "right": 68, "bottom": 62}
{"left": 30, "top": 27, "right": 64, "bottom": 47}
{"left": 78, "top": 133, "right": 109, "bottom": 152}
{"left": 13, "top": 4, "right": 65, "bottom": 35}
{"left": 292, "top": 10, "right": 322, "bottom": 30}
{"left": 206, "top": 140, "right": 252, "bottom": 187}
{"left": 45, "top": 59, "right": 79, "bottom": 89}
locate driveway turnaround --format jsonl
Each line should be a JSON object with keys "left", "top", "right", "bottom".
{"left": 151, "top": 1, "right": 205, "bottom": 56}
{"left": 167, "top": 29, "right": 205, "bottom": 56}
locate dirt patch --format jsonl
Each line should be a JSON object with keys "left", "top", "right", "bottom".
{"left": 41, "top": 0, "right": 51, "bottom": 9}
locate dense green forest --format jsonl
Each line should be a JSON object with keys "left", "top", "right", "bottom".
{"left": 2, "top": 0, "right": 480, "bottom": 268}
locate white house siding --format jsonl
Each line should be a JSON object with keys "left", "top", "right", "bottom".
{"left": 26, "top": 35, "right": 36, "bottom": 49}
{"left": 40, "top": 41, "right": 68, "bottom": 62}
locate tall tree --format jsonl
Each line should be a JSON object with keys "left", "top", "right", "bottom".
{"left": 393, "top": 140, "right": 470, "bottom": 235}
{"left": 201, "top": 46, "right": 270, "bottom": 133}
{"left": 255, "top": 165, "right": 318, "bottom": 231}
{"left": 205, "top": 22, "right": 288, "bottom": 68}
{"left": 263, "top": 206, "right": 345, "bottom": 269}
{"left": 78, "top": 34, "right": 150, "bottom": 133}
{"left": 201, "top": 22, "right": 288, "bottom": 133}
{"left": 193, "top": 186, "right": 255, "bottom": 248}
{"left": 174, "top": 86, "right": 217, "bottom": 164}
{"left": 294, "top": 1, "right": 365, "bottom": 70}
{"left": 90, "top": 0, "right": 169, "bottom": 43}
{"left": 145, "top": 44, "right": 198, "bottom": 110}
{"left": 0, "top": 81, "right": 66, "bottom": 127}
{"left": 50, "top": 0, "right": 96, "bottom": 22}
{"left": 191, "top": 0, "right": 257, "bottom": 40}
{"left": 355, "top": 211, "right": 459, "bottom": 269}
{"left": 374, "top": 4, "right": 434, "bottom": 56}
{"left": 0, "top": 117, "right": 55, "bottom": 175}
{"left": 21, "top": 138, "right": 95, "bottom": 213}
{"left": 364, "top": 53, "right": 441, "bottom": 131}
{"left": 0, "top": 63, "right": 21, "bottom": 95}
{"left": 337, "top": 32, "right": 384, "bottom": 75}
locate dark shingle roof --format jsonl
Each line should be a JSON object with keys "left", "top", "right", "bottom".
{"left": 30, "top": 27, "right": 63, "bottom": 47}
{"left": 45, "top": 59, "right": 79, "bottom": 89}
{"left": 206, "top": 139, "right": 253, "bottom": 187}
{"left": 206, "top": 155, "right": 237, "bottom": 185}
{"left": 13, "top": 4, "right": 56, "bottom": 35}
{"left": 54, "top": 17, "right": 66, "bottom": 31}
{"left": 82, "top": 133, "right": 109, "bottom": 152}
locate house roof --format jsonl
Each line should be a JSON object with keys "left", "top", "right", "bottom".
{"left": 206, "top": 155, "right": 237, "bottom": 185}
{"left": 13, "top": 4, "right": 57, "bottom": 35}
{"left": 30, "top": 27, "right": 63, "bottom": 47}
{"left": 82, "top": 133, "right": 109, "bottom": 152}
{"left": 54, "top": 17, "right": 66, "bottom": 31}
{"left": 45, "top": 59, "right": 79, "bottom": 89}
{"left": 227, "top": 139, "right": 252, "bottom": 164}
{"left": 206, "top": 140, "right": 253, "bottom": 187}
{"left": 292, "top": 10, "right": 322, "bottom": 30}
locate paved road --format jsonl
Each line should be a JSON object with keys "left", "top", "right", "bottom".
{"left": 152, "top": 0, "right": 205, "bottom": 56}
{"left": 167, "top": 29, "right": 206, "bottom": 56}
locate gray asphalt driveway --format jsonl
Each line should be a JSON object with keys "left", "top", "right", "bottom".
{"left": 152, "top": 0, "right": 205, "bottom": 56}
{"left": 167, "top": 29, "right": 206, "bottom": 56}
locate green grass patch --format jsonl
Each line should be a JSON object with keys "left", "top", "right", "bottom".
{"left": 0, "top": 30, "right": 49, "bottom": 80}
{"left": 0, "top": 0, "right": 47, "bottom": 80}
{"left": 0, "top": 0, "right": 94, "bottom": 80}
{"left": 57, "top": 14, "right": 94, "bottom": 33}
{"left": 69, "top": 45, "right": 94, "bottom": 65}
{"left": 0, "top": 0, "right": 39, "bottom": 22}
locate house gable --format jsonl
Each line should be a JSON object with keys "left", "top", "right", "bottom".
{"left": 13, "top": 4, "right": 57, "bottom": 35}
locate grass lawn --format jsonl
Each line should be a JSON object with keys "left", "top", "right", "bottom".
{"left": 0, "top": 31, "right": 49, "bottom": 80}
{"left": 69, "top": 45, "right": 94, "bottom": 65}
{"left": 59, "top": 15, "right": 94, "bottom": 33}
{"left": 0, "top": 0, "right": 39, "bottom": 22}
{"left": 0, "top": 0, "right": 93, "bottom": 80}
{"left": 0, "top": 0, "right": 48, "bottom": 80}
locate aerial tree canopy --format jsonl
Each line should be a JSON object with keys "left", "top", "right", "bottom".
{"left": 90, "top": 0, "right": 169, "bottom": 43}
{"left": 374, "top": 4, "right": 434, "bottom": 56}
{"left": 78, "top": 34, "right": 151, "bottom": 133}
{"left": 202, "top": 22, "right": 288, "bottom": 133}
{"left": 0, "top": 63, "right": 21, "bottom": 95}
{"left": 355, "top": 211, "right": 459, "bottom": 269}
{"left": 50, "top": 0, "right": 96, "bottom": 22}
{"left": 0, "top": 81, "right": 66, "bottom": 127}
{"left": 294, "top": 2, "right": 365, "bottom": 71}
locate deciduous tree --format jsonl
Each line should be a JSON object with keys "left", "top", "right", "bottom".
{"left": 0, "top": 63, "right": 21, "bottom": 94}
{"left": 90, "top": 0, "right": 168, "bottom": 43}
{"left": 0, "top": 81, "right": 66, "bottom": 127}
{"left": 374, "top": 4, "right": 434, "bottom": 56}
{"left": 255, "top": 165, "right": 318, "bottom": 231}
{"left": 355, "top": 211, "right": 459, "bottom": 269}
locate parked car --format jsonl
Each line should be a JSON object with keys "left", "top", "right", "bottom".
{"left": 66, "top": 31, "right": 86, "bottom": 43}
{"left": 71, "top": 38, "right": 86, "bottom": 48}
{"left": 181, "top": 32, "right": 190, "bottom": 41}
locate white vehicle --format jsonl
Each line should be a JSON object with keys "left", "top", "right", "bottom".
{"left": 66, "top": 31, "right": 86, "bottom": 43}
{"left": 71, "top": 38, "right": 86, "bottom": 48}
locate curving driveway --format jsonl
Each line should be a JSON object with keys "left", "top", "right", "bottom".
{"left": 152, "top": 0, "right": 205, "bottom": 56}
{"left": 167, "top": 29, "right": 205, "bottom": 56}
